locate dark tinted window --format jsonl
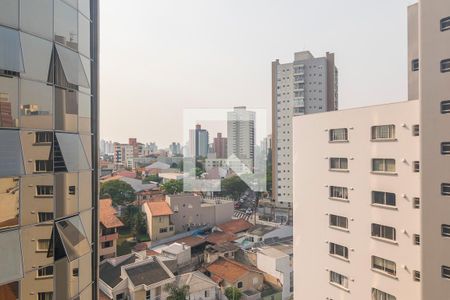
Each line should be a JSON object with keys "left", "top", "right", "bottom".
{"left": 441, "top": 17, "right": 450, "bottom": 32}
{"left": 0, "top": 130, "right": 24, "bottom": 176}
{"left": 411, "top": 59, "right": 419, "bottom": 71}
{"left": 441, "top": 59, "right": 450, "bottom": 73}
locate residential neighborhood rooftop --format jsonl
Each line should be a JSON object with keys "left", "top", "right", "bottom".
{"left": 206, "top": 257, "right": 263, "bottom": 284}
{"left": 216, "top": 218, "right": 253, "bottom": 234}
{"left": 146, "top": 201, "right": 174, "bottom": 216}
{"left": 99, "top": 198, "right": 124, "bottom": 229}
{"left": 125, "top": 260, "right": 172, "bottom": 286}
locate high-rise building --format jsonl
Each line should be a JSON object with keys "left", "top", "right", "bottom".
{"left": 169, "top": 142, "right": 181, "bottom": 156}
{"left": 272, "top": 51, "right": 338, "bottom": 222}
{"left": 188, "top": 124, "right": 209, "bottom": 158}
{"left": 0, "top": 1, "right": 99, "bottom": 299}
{"left": 213, "top": 132, "right": 227, "bottom": 159}
{"left": 227, "top": 106, "right": 255, "bottom": 170}
{"left": 293, "top": 1, "right": 450, "bottom": 299}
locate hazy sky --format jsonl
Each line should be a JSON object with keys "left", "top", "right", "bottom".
{"left": 100, "top": 0, "right": 416, "bottom": 148}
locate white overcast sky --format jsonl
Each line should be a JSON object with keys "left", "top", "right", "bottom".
{"left": 100, "top": 0, "right": 417, "bottom": 147}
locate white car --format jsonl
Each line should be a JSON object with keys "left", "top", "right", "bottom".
{"left": 245, "top": 208, "right": 252, "bottom": 214}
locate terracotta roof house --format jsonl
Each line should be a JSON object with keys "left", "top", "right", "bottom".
{"left": 99, "top": 199, "right": 124, "bottom": 260}
{"left": 216, "top": 219, "right": 253, "bottom": 235}
{"left": 143, "top": 201, "right": 175, "bottom": 241}
{"left": 206, "top": 232, "right": 237, "bottom": 245}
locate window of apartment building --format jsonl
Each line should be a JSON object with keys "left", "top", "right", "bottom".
{"left": 146, "top": 290, "right": 151, "bottom": 300}
{"left": 442, "top": 224, "right": 450, "bottom": 237}
{"left": 372, "top": 159, "right": 396, "bottom": 173}
{"left": 38, "top": 292, "right": 53, "bottom": 300}
{"left": 38, "top": 212, "right": 53, "bottom": 223}
{"left": 329, "top": 186, "right": 348, "bottom": 200}
{"left": 329, "top": 214, "right": 348, "bottom": 229}
{"left": 116, "top": 293, "right": 125, "bottom": 300}
{"left": 329, "top": 128, "right": 348, "bottom": 142}
{"left": 35, "top": 131, "right": 53, "bottom": 144}
{"left": 441, "top": 59, "right": 450, "bottom": 73}
{"left": 68, "top": 185, "right": 76, "bottom": 195}
{"left": 441, "top": 142, "right": 450, "bottom": 155}
{"left": 36, "top": 185, "right": 53, "bottom": 196}
{"left": 413, "top": 271, "right": 421, "bottom": 282}
{"left": 413, "top": 234, "right": 420, "bottom": 245}
{"left": 72, "top": 268, "right": 79, "bottom": 277}
{"left": 329, "top": 271, "right": 348, "bottom": 289}
{"left": 35, "top": 160, "right": 52, "bottom": 172}
{"left": 159, "top": 227, "right": 168, "bottom": 233}
{"left": 371, "top": 223, "right": 396, "bottom": 241}
{"left": 412, "top": 124, "right": 420, "bottom": 136}
{"left": 411, "top": 59, "right": 419, "bottom": 71}
{"left": 37, "top": 239, "right": 51, "bottom": 251}
{"left": 442, "top": 266, "right": 450, "bottom": 279}
{"left": 102, "top": 241, "right": 113, "bottom": 249}
{"left": 371, "top": 125, "right": 395, "bottom": 140}
{"left": 441, "top": 17, "right": 450, "bottom": 31}
{"left": 413, "top": 161, "right": 420, "bottom": 172}
{"left": 372, "top": 191, "right": 396, "bottom": 207}
{"left": 442, "top": 183, "right": 450, "bottom": 196}
{"left": 372, "top": 256, "right": 396, "bottom": 276}
{"left": 37, "top": 265, "right": 54, "bottom": 278}
{"left": 413, "top": 197, "right": 420, "bottom": 209}
{"left": 330, "top": 157, "right": 348, "bottom": 170}
{"left": 329, "top": 242, "right": 349, "bottom": 259}
{"left": 372, "top": 288, "right": 396, "bottom": 300}
{"left": 237, "top": 282, "right": 243, "bottom": 288}
{"left": 441, "top": 100, "right": 450, "bottom": 114}
{"left": 205, "top": 290, "right": 210, "bottom": 298}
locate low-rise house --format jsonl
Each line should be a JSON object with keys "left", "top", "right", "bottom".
{"left": 214, "top": 219, "right": 253, "bottom": 237}
{"left": 159, "top": 172, "right": 184, "bottom": 183}
{"left": 204, "top": 242, "right": 240, "bottom": 264}
{"left": 206, "top": 257, "right": 264, "bottom": 294}
{"left": 238, "top": 225, "right": 293, "bottom": 249}
{"left": 152, "top": 242, "right": 191, "bottom": 268}
{"left": 205, "top": 232, "right": 237, "bottom": 245}
{"left": 99, "top": 199, "right": 124, "bottom": 260}
{"left": 145, "top": 161, "right": 170, "bottom": 175}
{"left": 172, "top": 236, "right": 207, "bottom": 256}
{"left": 176, "top": 271, "right": 220, "bottom": 300}
{"left": 143, "top": 201, "right": 175, "bottom": 241}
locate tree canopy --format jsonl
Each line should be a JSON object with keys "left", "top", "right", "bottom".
{"left": 221, "top": 176, "right": 248, "bottom": 200}
{"left": 100, "top": 180, "right": 135, "bottom": 205}
{"left": 161, "top": 179, "right": 183, "bottom": 195}
{"left": 225, "top": 287, "right": 242, "bottom": 300}
{"left": 164, "top": 283, "right": 190, "bottom": 300}
{"left": 142, "top": 174, "right": 162, "bottom": 183}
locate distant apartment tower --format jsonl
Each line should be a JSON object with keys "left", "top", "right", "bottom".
{"left": 227, "top": 106, "right": 255, "bottom": 170}
{"left": 188, "top": 124, "right": 209, "bottom": 158}
{"left": 213, "top": 132, "right": 228, "bottom": 159}
{"left": 272, "top": 51, "right": 338, "bottom": 221}
{"left": 293, "top": 2, "right": 450, "bottom": 299}
{"left": 114, "top": 143, "right": 133, "bottom": 167}
{"left": 0, "top": 0, "right": 99, "bottom": 299}
{"left": 169, "top": 142, "right": 182, "bottom": 156}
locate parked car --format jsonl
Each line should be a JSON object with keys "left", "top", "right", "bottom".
{"left": 234, "top": 202, "right": 241, "bottom": 209}
{"left": 245, "top": 208, "right": 252, "bottom": 214}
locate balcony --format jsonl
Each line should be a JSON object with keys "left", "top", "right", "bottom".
{"left": 100, "top": 232, "right": 119, "bottom": 243}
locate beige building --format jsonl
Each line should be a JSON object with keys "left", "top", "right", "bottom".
{"left": 293, "top": 1, "right": 450, "bottom": 299}
{"left": 143, "top": 201, "right": 175, "bottom": 241}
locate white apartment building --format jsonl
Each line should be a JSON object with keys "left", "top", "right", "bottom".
{"left": 272, "top": 51, "right": 338, "bottom": 221}
{"left": 293, "top": 1, "right": 450, "bottom": 299}
{"left": 227, "top": 106, "right": 255, "bottom": 170}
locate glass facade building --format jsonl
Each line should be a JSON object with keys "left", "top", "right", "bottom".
{"left": 0, "top": 0, "right": 98, "bottom": 299}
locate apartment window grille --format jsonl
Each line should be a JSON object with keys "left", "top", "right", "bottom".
{"left": 38, "top": 212, "right": 53, "bottom": 223}
{"left": 442, "top": 266, "right": 450, "bottom": 279}
{"left": 372, "top": 159, "right": 396, "bottom": 173}
{"left": 371, "top": 125, "right": 395, "bottom": 140}
{"left": 441, "top": 59, "right": 450, "bottom": 73}
{"left": 413, "top": 161, "right": 420, "bottom": 172}
{"left": 330, "top": 157, "right": 348, "bottom": 170}
{"left": 441, "top": 100, "right": 450, "bottom": 114}
{"left": 413, "top": 197, "right": 420, "bottom": 209}
{"left": 329, "top": 271, "right": 348, "bottom": 288}
{"left": 372, "top": 288, "right": 396, "bottom": 300}
{"left": 371, "top": 223, "right": 396, "bottom": 241}
{"left": 330, "top": 186, "right": 348, "bottom": 200}
{"left": 36, "top": 185, "right": 53, "bottom": 196}
{"left": 442, "top": 183, "right": 450, "bottom": 196}
{"left": 372, "top": 191, "right": 396, "bottom": 207}
{"left": 442, "top": 224, "right": 450, "bottom": 237}
{"left": 372, "top": 256, "right": 396, "bottom": 276}
{"left": 329, "top": 128, "right": 348, "bottom": 142}
{"left": 413, "top": 234, "right": 420, "bottom": 245}
{"left": 38, "top": 292, "right": 53, "bottom": 300}
{"left": 35, "top": 132, "right": 53, "bottom": 144}
{"left": 37, "top": 266, "right": 53, "bottom": 278}
{"left": 413, "top": 271, "right": 421, "bottom": 282}
{"left": 442, "top": 17, "right": 450, "bottom": 31}
{"left": 329, "top": 214, "right": 348, "bottom": 229}
{"left": 329, "top": 242, "right": 349, "bottom": 259}
{"left": 412, "top": 124, "right": 420, "bottom": 136}
{"left": 411, "top": 59, "right": 419, "bottom": 71}
{"left": 441, "top": 142, "right": 450, "bottom": 155}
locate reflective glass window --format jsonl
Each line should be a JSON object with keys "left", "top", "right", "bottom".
{"left": 80, "top": 56, "right": 91, "bottom": 95}
{"left": 21, "top": 225, "right": 53, "bottom": 273}
{"left": 0, "top": 26, "right": 24, "bottom": 73}
{"left": 78, "top": 13, "right": 90, "bottom": 58}
{"left": 21, "top": 175, "right": 54, "bottom": 226}
{"left": 55, "top": 133, "right": 90, "bottom": 171}
{"left": 80, "top": 135, "right": 92, "bottom": 169}
{"left": 79, "top": 93, "right": 91, "bottom": 133}
{"left": 55, "top": 87, "right": 78, "bottom": 132}
{"left": 54, "top": 0, "right": 78, "bottom": 50}
{"left": 0, "top": 177, "right": 19, "bottom": 229}
{"left": 0, "top": 0, "right": 18, "bottom": 28}
{"left": 20, "top": 130, "right": 53, "bottom": 174}
{"left": 55, "top": 215, "right": 91, "bottom": 261}
{"left": 0, "top": 281, "right": 19, "bottom": 300}
{"left": 0, "top": 229, "right": 23, "bottom": 283}
{"left": 0, "top": 130, "right": 24, "bottom": 177}
{"left": 79, "top": 0, "right": 90, "bottom": 19}
{"left": 55, "top": 173, "right": 78, "bottom": 218}
{"left": 80, "top": 209, "right": 92, "bottom": 243}
{"left": 0, "top": 77, "right": 19, "bottom": 128}
{"left": 55, "top": 45, "right": 89, "bottom": 88}
{"left": 20, "top": 0, "right": 53, "bottom": 39}
{"left": 20, "top": 33, "right": 53, "bottom": 82}
{"left": 20, "top": 80, "right": 53, "bottom": 129}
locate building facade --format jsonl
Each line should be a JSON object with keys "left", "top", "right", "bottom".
{"left": 293, "top": 1, "right": 450, "bottom": 299}
{"left": 227, "top": 106, "right": 255, "bottom": 171}
{"left": 0, "top": 0, "right": 99, "bottom": 299}
{"left": 188, "top": 124, "right": 209, "bottom": 158}
{"left": 272, "top": 51, "right": 338, "bottom": 221}
{"left": 213, "top": 132, "right": 227, "bottom": 159}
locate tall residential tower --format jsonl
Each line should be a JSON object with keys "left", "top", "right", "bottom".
{"left": 227, "top": 106, "right": 255, "bottom": 171}
{"left": 0, "top": 0, "right": 99, "bottom": 299}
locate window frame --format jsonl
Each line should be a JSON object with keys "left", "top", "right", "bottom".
{"left": 372, "top": 159, "right": 396, "bottom": 173}
{"left": 411, "top": 59, "right": 419, "bottom": 72}
{"left": 329, "top": 186, "right": 348, "bottom": 200}
{"left": 36, "top": 265, "right": 54, "bottom": 278}
{"left": 442, "top": 266, "right": 450, "bottom": 280}
{"left": 442, "top": 183, "right": 450, "bottom": 196}
{"left": 329, "top": 128, "right": 348, "bottom": 142}
{"left": 372, "top": 191, "right": 396, "bottom": 207}
{"left": 441, "top": 100, "right": 450, "bottom": 114}
{"left": 413, "top": 161, "right": 420, "bottom": 172}
{"left": 36, "top": 185, "right": 53, "bottom": 196}
{"left": 329, "top": 242, "right": 349, "bottom": 259}
{"left": 371, "top": 125, "right": 396, "bottom": 140}
{"left": 371, "top": 223, "right": 396, "bottom": 241}
{"left": 441, "top": 59, "right": 450, "bottom": 73}
{"left": 441, "top": 17, "right": 450, "bottom": 31}
{"left": 38, "top": 212, "right": 54, "bottom": 223}
{"left": 441, "top": 142, "right": 450, "bottom": 155}
{"left": 329, "top": 157, "right": 348, "bottom": 171}
{"left": 372, "top": 255, "right": 396, "bottom": 276}
{"left": 329, "top": 214, "right": 348, "bottom": 230}
{"left": 329, "top": 270, "right": 348, "bottom": 289}
{"left": 372, "top": 288, "right": 396, "bottom": 300}
{"left": 441, "top": 224, "right": 450, "bottom": 237}
{"left": 412, "top": 124, "right": 420, "bottom": 136}
{"left": 37, "top": 239, "right": 51, "bottom": 252}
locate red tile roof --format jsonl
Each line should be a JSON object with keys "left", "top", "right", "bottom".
{"left": 116, "top": 171, "right": 138, "bottom": 179}
{"left": 217, "top": 219, "right": 253, "bottom": 234}
{"left": 146, "top": 201, "right": 174, "bottom": 217}
{"left": 206, "top": 258, "right": 262, "bottom": 284}
{"left": 173, "top": 236, "right": 206, "bottom": 247}
{"left": 99, "top": 199, "right": 124, "bottom": 229}
{"left": 206, "top": 232, "right": 237, "bottom": 245}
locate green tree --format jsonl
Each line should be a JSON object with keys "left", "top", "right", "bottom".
{"left": 161, "top": 180, "right": 183, "bottom": 195}
{"left": 221, "top": 176, "right": 248, "bottom": 200}
{"left": 123, "top": 205, "right": 147, "bottom": 238}
{"left": 100, "top": 180, "right": 135, "bottom": 205}
{"left": 143, "top": 175, "right": 162, "bottom": 183}
{"left": 164, "top": 283, "right": 190, "bottom": 300}
{"left": 225, "top": 287, "right": 242, "bottom": 300}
